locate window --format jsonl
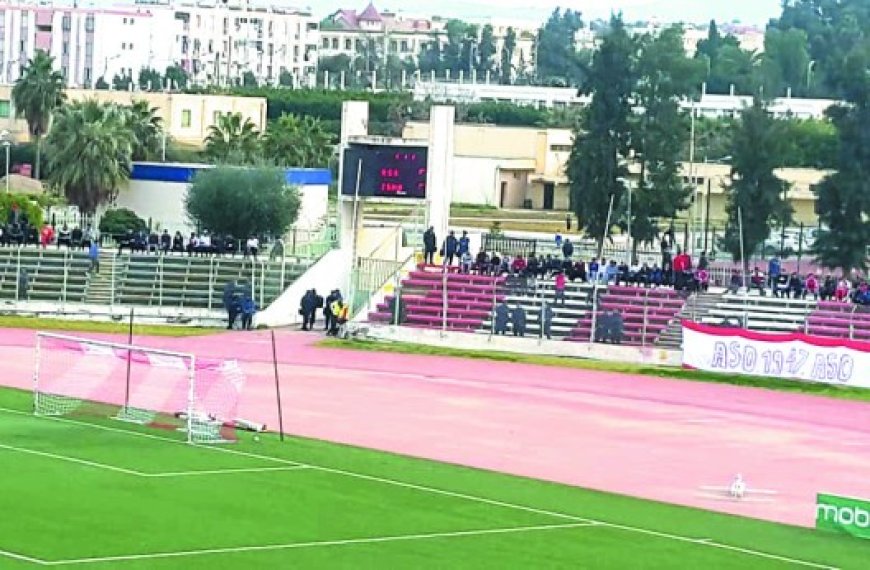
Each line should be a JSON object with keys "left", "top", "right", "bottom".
{"left": 181, "top": 109, "right": 192, "bottom": 128}
{"left": 121, "top": 42, "right": 126, "bottom": 49}
{"left": 345, "top": 38, "right": 351, "bottom": 50}
{"left": 62, "top": 15, "right": 71, "bottom": 31}
{"left": 85, "top": 15, "right": 94, "bottom": 32}
{"left": 331, "top": 38, "right": 338, "bottom": 49}
{"left": 549, "top": 145, "right": 571, "bottom": 153}
{"left": 401, "top": 40, "right": 408, "bottom": 52}
{"left": 0, "top": 100, "right": 10, "bottom": 118}
{"left": 63, "top": 41, "right": 68, "bottom": 55}
{"left": 321, "top": 38, "right": 328, "bottom": 48}
{"left": 84, "top": 68, "right": 91, "bottom": 82}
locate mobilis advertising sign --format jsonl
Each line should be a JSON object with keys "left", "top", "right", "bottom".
{"left": 816, "top": 494, "right": 870, "bottom": 540}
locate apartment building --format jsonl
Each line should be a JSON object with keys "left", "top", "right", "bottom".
{"left": 0, "top": 1, "right": 319, "bottom": 88}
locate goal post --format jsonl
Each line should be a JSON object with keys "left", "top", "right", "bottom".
{"left": 32, "top": 332, "right": 246, "bottom": 444}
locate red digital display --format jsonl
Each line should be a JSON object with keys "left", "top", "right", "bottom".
{"left": 342, "top": 144, "right": 428, "bottom": 198}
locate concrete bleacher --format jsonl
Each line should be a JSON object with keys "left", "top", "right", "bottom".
{"left": 116, "top": 253, "right": 308, "bottom": 309}
{"left": 370, "top": 266, "right": 505, "bottom": 332}
{"left": 566, "top": 285, "right": 687, "bottom": 346}
{"left": 806, "top": 301, "right": 870, "bottom": 341}
{"left": 699, "top": 293, "right": 816, "bottom": 332}
{"left": 369, "top": 265, "right": 594, "bottom": 338}
{"left": 0, "top": 248, "right": 90, "bottom": 303}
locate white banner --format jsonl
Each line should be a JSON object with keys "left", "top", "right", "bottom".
{"left": 682, "top": 321, "right": 870, "bottom": 389}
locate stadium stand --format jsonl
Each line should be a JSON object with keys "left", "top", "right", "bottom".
{"left": 699, "top": 293, "right": 816, "bottom": 333}
{"left": 0, "top": 248, "right": 90, "bottom": 302}
{"left": 806, "top": 301, "right": 870, "bottom": 341}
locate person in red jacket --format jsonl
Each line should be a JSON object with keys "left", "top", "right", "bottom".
{"left": 40, "top": 224, "right": 54, "bottom": 249}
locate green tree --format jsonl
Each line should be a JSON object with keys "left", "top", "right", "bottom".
{"left": 94, "top": 77, "right": 110, "bottom": 90}
{"left": 760, "top": 28, "right": 811, "bottom": 97}
{"left": 720, "top": 99, "right": 792, "bottom": 265}
{"left": 186, "top": 166, "right": 301, "bottom": 239}
{"left": 203, "top": 112, "right": 261, "bottom": 164}
{"left": 11, "top": 50, "right": 66, "bottom": 179}
{"left": 112, "top": 73, "right": 133, "bottom": 91}
{"left": 98, "top": 208, "right": 147, "bottom": 237}
{"left": 242, "top": 70, "right": 259, "bottom": 87}
{"left": 812, "top": 49, "right": 870, "bottom": 273}
{"left": 419, "top": 41, "right": 443, "bottom": 75}
{"left": 567, "top": 16, "right": 635, "bottom": 251}
{"left": 443, "top": 20, "right": 468, "bottom": 74}
{"left": 164, "top": 64, "right": 189, "bottom": 90}
{"left": 477, "top": 24, "right": 497, "bottom": 78}
{"left": 318, "top": 54, "right": 353, "bottom": 87}
{"left": 125, "top": 100, "right": 164, "bottom": 161}
{"left": 629, "top": 26, "right": 704, "bottom": 256}
{"left": 500, "top": 27, "right": 517, "bottom": 84}
{"left": 278, "top": 69, "right": 295, "bottom": 87}
{"left": 138, "top": 67, "right": 164, "bottom": 92}
{"left": 536, "top": 9, "right": 585, "bottom": 86}
{"left": 262, "top": 113, "right": 333, "bottom": 168}
{"left": 44, "top": 100, "right": 135, "bottom": 214}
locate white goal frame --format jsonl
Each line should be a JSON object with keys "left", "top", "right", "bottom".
{"left": 33, "top": 331, "right": 200, "bottom": 443}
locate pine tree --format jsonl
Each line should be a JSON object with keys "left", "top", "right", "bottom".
{"left": 567, "top": 16, "right": 635, "bottom": 252}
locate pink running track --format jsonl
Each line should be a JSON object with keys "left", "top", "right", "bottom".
{"left": 1, "top": 328, "right": 867, "bottom": 528}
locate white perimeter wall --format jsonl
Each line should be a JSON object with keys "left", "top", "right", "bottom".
{"left": 451, "top": 156, "right": 500, "bottom": 206}
{"left": 110, "top": 180, "right": 329, "bottom": 234}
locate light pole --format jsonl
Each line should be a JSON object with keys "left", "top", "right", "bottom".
{"left": 1, "top": 130, "right": 11, "bottom": 194}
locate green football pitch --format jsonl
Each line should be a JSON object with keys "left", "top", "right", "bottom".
{"left": 0, "top": 387, "right": 866, "bottom": 569}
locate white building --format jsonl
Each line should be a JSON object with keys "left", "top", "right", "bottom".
{"left": 0, "top": 1, "right": 319, "bottom": 88}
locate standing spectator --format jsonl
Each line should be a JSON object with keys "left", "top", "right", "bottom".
{"left": 222, "top": 280, "right": 239, "bottom": 330}
{"left": 554, "top": 271, "right": 566, "bottom": 306}
{"left": 422, "top": 226, "right": 437, "bottom": 265}
{"left": 441, "top": 231, "right": 458, "bottom": 265}
{"left": 17, "top": 269, "right": 29, "bottom": 300}
{"left": 323, "top": 289, "right": 338, "bottom": 332}
{"left": 554, "top": 233, "right": 563, "bottom": 249}
{"left": 562, "top": 238, "right": 574, "bottom": 260}
{"left": 458, "top": 231, "right": 470, "bottom": 257}
{"left": 88, "top": 240, "right": 100, "bottom": 273}
{"left": 589, "top": 258, "right": 599, "bottom": 283}
{"left": 241, "top": 295, "right": 258, "bottom": 330}
{"left": 299, "top": 290, "right": 316, "bottom": 330}
{"left": 768, "top": 256, "right": 781, "bottom": 297}
{"left": 540, "top": 301, "right": 554, "bottom": 340}
{"left": 511, "top": 305, "right": 527, "bottom": 337}
{"left": 494, "top": 302, "right": 510, "bottom": 335}
{"left": 246, "top": 235, "right": 259, "bottom": 259}
{"left": 698, "top": 251, "right": 709, "bottom": 271}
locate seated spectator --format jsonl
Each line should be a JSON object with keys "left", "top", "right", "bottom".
{"left": 84, "top": 225, "right": 98, "bottom": 248}
{"left": 57, "top": 224, "right": 72, "bottom": 249}
{"left": 245, "top": 235, "right": 259, "bottom": 259}
{"left": 197, "top": 233, "right": 213, "bottom": 256}
{"left": 160, "top": 230, "right": 171, "bottom": 254}
{"left": 805, "top": 273, "right": 819, "bottom": 300}
{"left": 474, "top": 250, "right": 489, "bottom": 275}
{"left": 223, "top": 234, "right": 237, "bottom": 257}
{"left": 172, "top": 231, "right": 185, "bottom": 253}
{"left": 787, "top": 272, "right": 803, "bottom": 299}
{"left": 147, "top": 231, "right": 160, "bottom": 254}
{"left": 39, "top": 224, "right": 54, "bottom": 249}
{"left": 589, "top": 258, "right": 600, "bottom": 283}
{"left": 605, "top": 260, "right": 618, "bottom": 284}
{"left": 651, "top": 264, "right": 663, "bottom": 287}
{"left": 855, "top": 282, "right": 870, "bottom": 306}
{"left": 726, "top": 270, "right": 741, "bottom": 294}
{"left": 774, "top": 274, "right": 789, "bottom": 298}
{"left": 489, "top": 253, "right": 501, "bottom": 276}
{"left": 637, "top": 263, "right": 651, "bottom": 287}
{"left": 820, "top": 275, "right": 836, "bottom": 301}
{"left": 526, "top": 254, "right": 540, "bottom": 278}
{"left": 71, "top": 226, "right": 84, "bottom": 249}
{"left": 510, "top": 255, "right": 526, "bottom": 275}
{"left": 118, "top": 229, "right": 135, "bottom": 254}
{"left": 572, "top": 260, "right": 586, "bottom": 282}
{"left": 616, "top": 261, "right": 630, "bottom": 286}
{"left": 459, "top": 251, "right": 472, "bottom": 274}
{"left": 186, "top": 233, "right": 197, "bottom": 256}
{"left": 835, "top": 278, "right": 850, "bottom": 302}
{"left": 751, "top": 267, "right": 766, "bottom": 296}
{"left": 133, "top": 229, "right": 148, "bottom": 252}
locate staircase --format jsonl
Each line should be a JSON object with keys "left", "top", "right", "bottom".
{"left": 656, "top": 291, "right": 722, "bottom": 349}
{"left": 84, "top": 252, "right": 120, "bottom": 305}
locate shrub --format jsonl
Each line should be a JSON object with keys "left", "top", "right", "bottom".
{"left": 98, "top": 208, "right": 147, "bottom": 237}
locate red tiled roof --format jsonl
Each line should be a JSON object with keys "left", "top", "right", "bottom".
{"left": 358, "top": 2, "right": 382, "bottom": 22}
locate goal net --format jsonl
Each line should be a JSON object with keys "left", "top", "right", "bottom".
{"left": 33, "top": 332, "right": 246, "bottom": 444}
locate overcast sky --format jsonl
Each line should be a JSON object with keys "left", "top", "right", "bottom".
{"left": 308, "top": 0, "right": 782, "bottom": 25}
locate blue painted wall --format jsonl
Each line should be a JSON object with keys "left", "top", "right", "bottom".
{"left": 131, "top": 162, "right": 332, "bottom": 186}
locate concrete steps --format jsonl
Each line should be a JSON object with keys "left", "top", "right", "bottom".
{"left": 656, "top": 291, "right": 722, "bottom": 349}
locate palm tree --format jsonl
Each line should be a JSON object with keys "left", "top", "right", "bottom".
{"left": 44, "top": 100, "right": 134, "bottom": 214}
{"left": 11, "top": 50, "right": 66, "bottom": 179}
{"left": 125, "top": 99, "right": 164, "bottom": 161}
{"left": 203, "top": 112, "right": 260, "bottom": 164}
{"left": 262, "top": 113, "right": 333, "bottom": 168}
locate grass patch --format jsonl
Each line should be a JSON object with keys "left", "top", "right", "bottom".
{"left": 318, "top": 338, "right": 870, "bottom": 403}
{"left": 0, "top": 384, "right": 866, "bottom": 568}
{"left": 0, "top": 315, "right": 216, "bottom": 337}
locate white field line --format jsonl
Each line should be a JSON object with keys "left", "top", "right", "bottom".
{"left": 0, "top": 547, "right": 49, "bottom": 566}
{"left": 42, "top": 523, "right": 597, "bottom": 566}
{"left": 144, "top": 466, "right": 310, "bottom": 478}
{"left": 0, "top": 407, "right": 840, "bottom": 570}
{"left": 0, "top": 443, "right": 144, "bottom": 477}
